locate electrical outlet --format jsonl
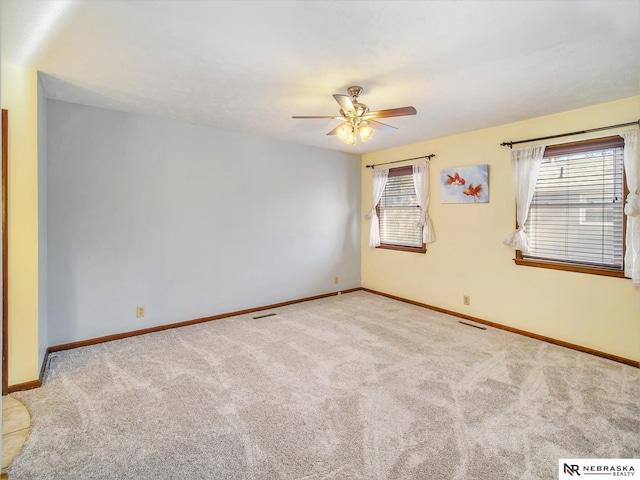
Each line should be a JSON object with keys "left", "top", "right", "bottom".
{"left": 463, "top": 296, "right": 470, "bottom": 306}
{"left": 136, "top": 306, "right": 145, "bottom": 317}
{"left": 334, "top": 276, "right": 339, "bottom": 284}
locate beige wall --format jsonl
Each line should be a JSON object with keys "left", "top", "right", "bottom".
{"left": 362, "top": 96, "right": 640, "bottom": 363}
{"left": 1, "top": 64, "right": 40, "bottom": 384}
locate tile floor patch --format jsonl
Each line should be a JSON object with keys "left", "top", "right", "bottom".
{"left": 2, "top": 395, "right": 30, "bottom": 472}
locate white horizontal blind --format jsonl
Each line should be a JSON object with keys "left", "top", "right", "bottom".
{"left": 379, "top": 169, "right": 422, "bottom": 248}
{"left": 523, "top": 138, "right": 624, "bottom": 269}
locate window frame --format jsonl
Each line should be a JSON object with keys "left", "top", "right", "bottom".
{"left": 514, "top": 136, "right": 627, "bottom": 278}
{"left": 376, "top": 165, "right": 426, "bottom": 254}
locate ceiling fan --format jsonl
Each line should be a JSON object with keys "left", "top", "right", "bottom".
{"left": 292, "top": 86, "right": 417, "bottom": 146}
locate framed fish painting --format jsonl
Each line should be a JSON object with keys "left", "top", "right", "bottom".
{"left": 440, "top": 164, "right": 489, "bottom": 203}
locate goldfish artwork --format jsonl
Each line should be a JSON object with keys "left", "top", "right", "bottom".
{"left": 440, "top": 164, "right": 489, "bottom": 203}
{"left": 463, "top": 184, "right": 482, "bottom": 198}
{"left": 446, "top": 172, "right": 466, "bottom": 186}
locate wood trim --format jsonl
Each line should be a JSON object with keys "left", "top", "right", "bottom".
{"left": 2, "top": 109, "right": 8, "bottom": 396}
{"left": 48, "top": 288, "right": 361, "bottom": 354}
{"left": 19, "top": 286, "right": 640, "bottom": 391}
{"left": 514, "top": 255, "right": 626, "bottom": 278}
{"left": 8, "top": 379, "right": 40, "bottom": 393}
{"left": 387, "top": 165, "right": 413, "bottom": 177}
{"left": 543, "top": 135, "right": 624, "bottom": 156}
{"left": 362, "top": 288, "right": 639, "bottom": 368}
{"left": 377, "top": 243, "right": 426, "bottom": 254}
{"left": 39, "top": 347, "right": 51, "bottom": 385}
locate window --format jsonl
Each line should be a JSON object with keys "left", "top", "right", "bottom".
{"left": 377, "top": 166, "right": 426, "bottom": 253}
{"left": 516, "top": 136, "right": 626, "bottom": 276}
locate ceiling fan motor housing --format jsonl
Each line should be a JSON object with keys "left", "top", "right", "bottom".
{"left": 344, "top": 86, "right": 369, "bottom": 119}
{"left": 347, "top": 86, "right": 363, "bottom": 98}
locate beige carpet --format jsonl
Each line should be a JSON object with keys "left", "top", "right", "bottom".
{"left": 9, "top": 291, "right": 639, "bottom": 479}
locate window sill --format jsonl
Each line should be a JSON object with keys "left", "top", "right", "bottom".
{"left": 513, "top": 257, "right": 626, "bottom": 278}
{"left": 377, "top": 243, "right": 426, "bottom": 254}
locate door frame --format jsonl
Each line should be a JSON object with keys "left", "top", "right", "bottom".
{"left": 2, "top": 108, "right": 8, "bottom": 395}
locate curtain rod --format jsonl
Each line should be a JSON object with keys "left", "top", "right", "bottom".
{"left": 500, "top": 119, "right": 639, "bottom": 149}
{"left": 365, "top": 154, "right": 435, "bottom": 169}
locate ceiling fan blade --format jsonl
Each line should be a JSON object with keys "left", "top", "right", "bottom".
{"left": 326, "top": 125, "right": 342, "bottom": 135}
{"left": 368, "top": 120, "right": 398, "bottom": 133}
{"left": 367, "top": 106, "right": 417, "bottom": 119}
{"left": 333, "top": 94, "right": 355, "bottom": 113}
{"left": 292, "top": 115, "right": 341, "bottom": 119}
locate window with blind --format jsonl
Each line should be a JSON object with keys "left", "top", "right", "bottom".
{"left": 517, "top": 136, "right": 625, "bottom": 274}
{"left": 377, "top": 166, "right": 425, "bottom": 253}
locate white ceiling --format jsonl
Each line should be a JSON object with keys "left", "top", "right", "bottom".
{"left": 2, "top": 0, "right": 639, "bottom": 154}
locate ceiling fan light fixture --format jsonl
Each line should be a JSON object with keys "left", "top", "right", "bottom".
{"left": 346, "top": 129, "right": 357, "bottom": 146}
{"left": 358, "top": 123, "right": 374, "bottom": 142}
{"left": 336, "top": 122, "right": 354, "bottom": 143}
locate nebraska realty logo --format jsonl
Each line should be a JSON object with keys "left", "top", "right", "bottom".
{"left": 559, "top": 459, "right": 639, "bottom": 477}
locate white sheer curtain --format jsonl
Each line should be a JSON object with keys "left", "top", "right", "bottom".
{"left": 621, "top": 131, "right": 640, "bottom": 286}
{"left": 503, "top": 145, "right": 546, "bottom": 252}
{"left": 412, "top": 162, "right": 435, "bottom": 243}
{"left": 365, "top": 168, "right": 389, "bottom": 247}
